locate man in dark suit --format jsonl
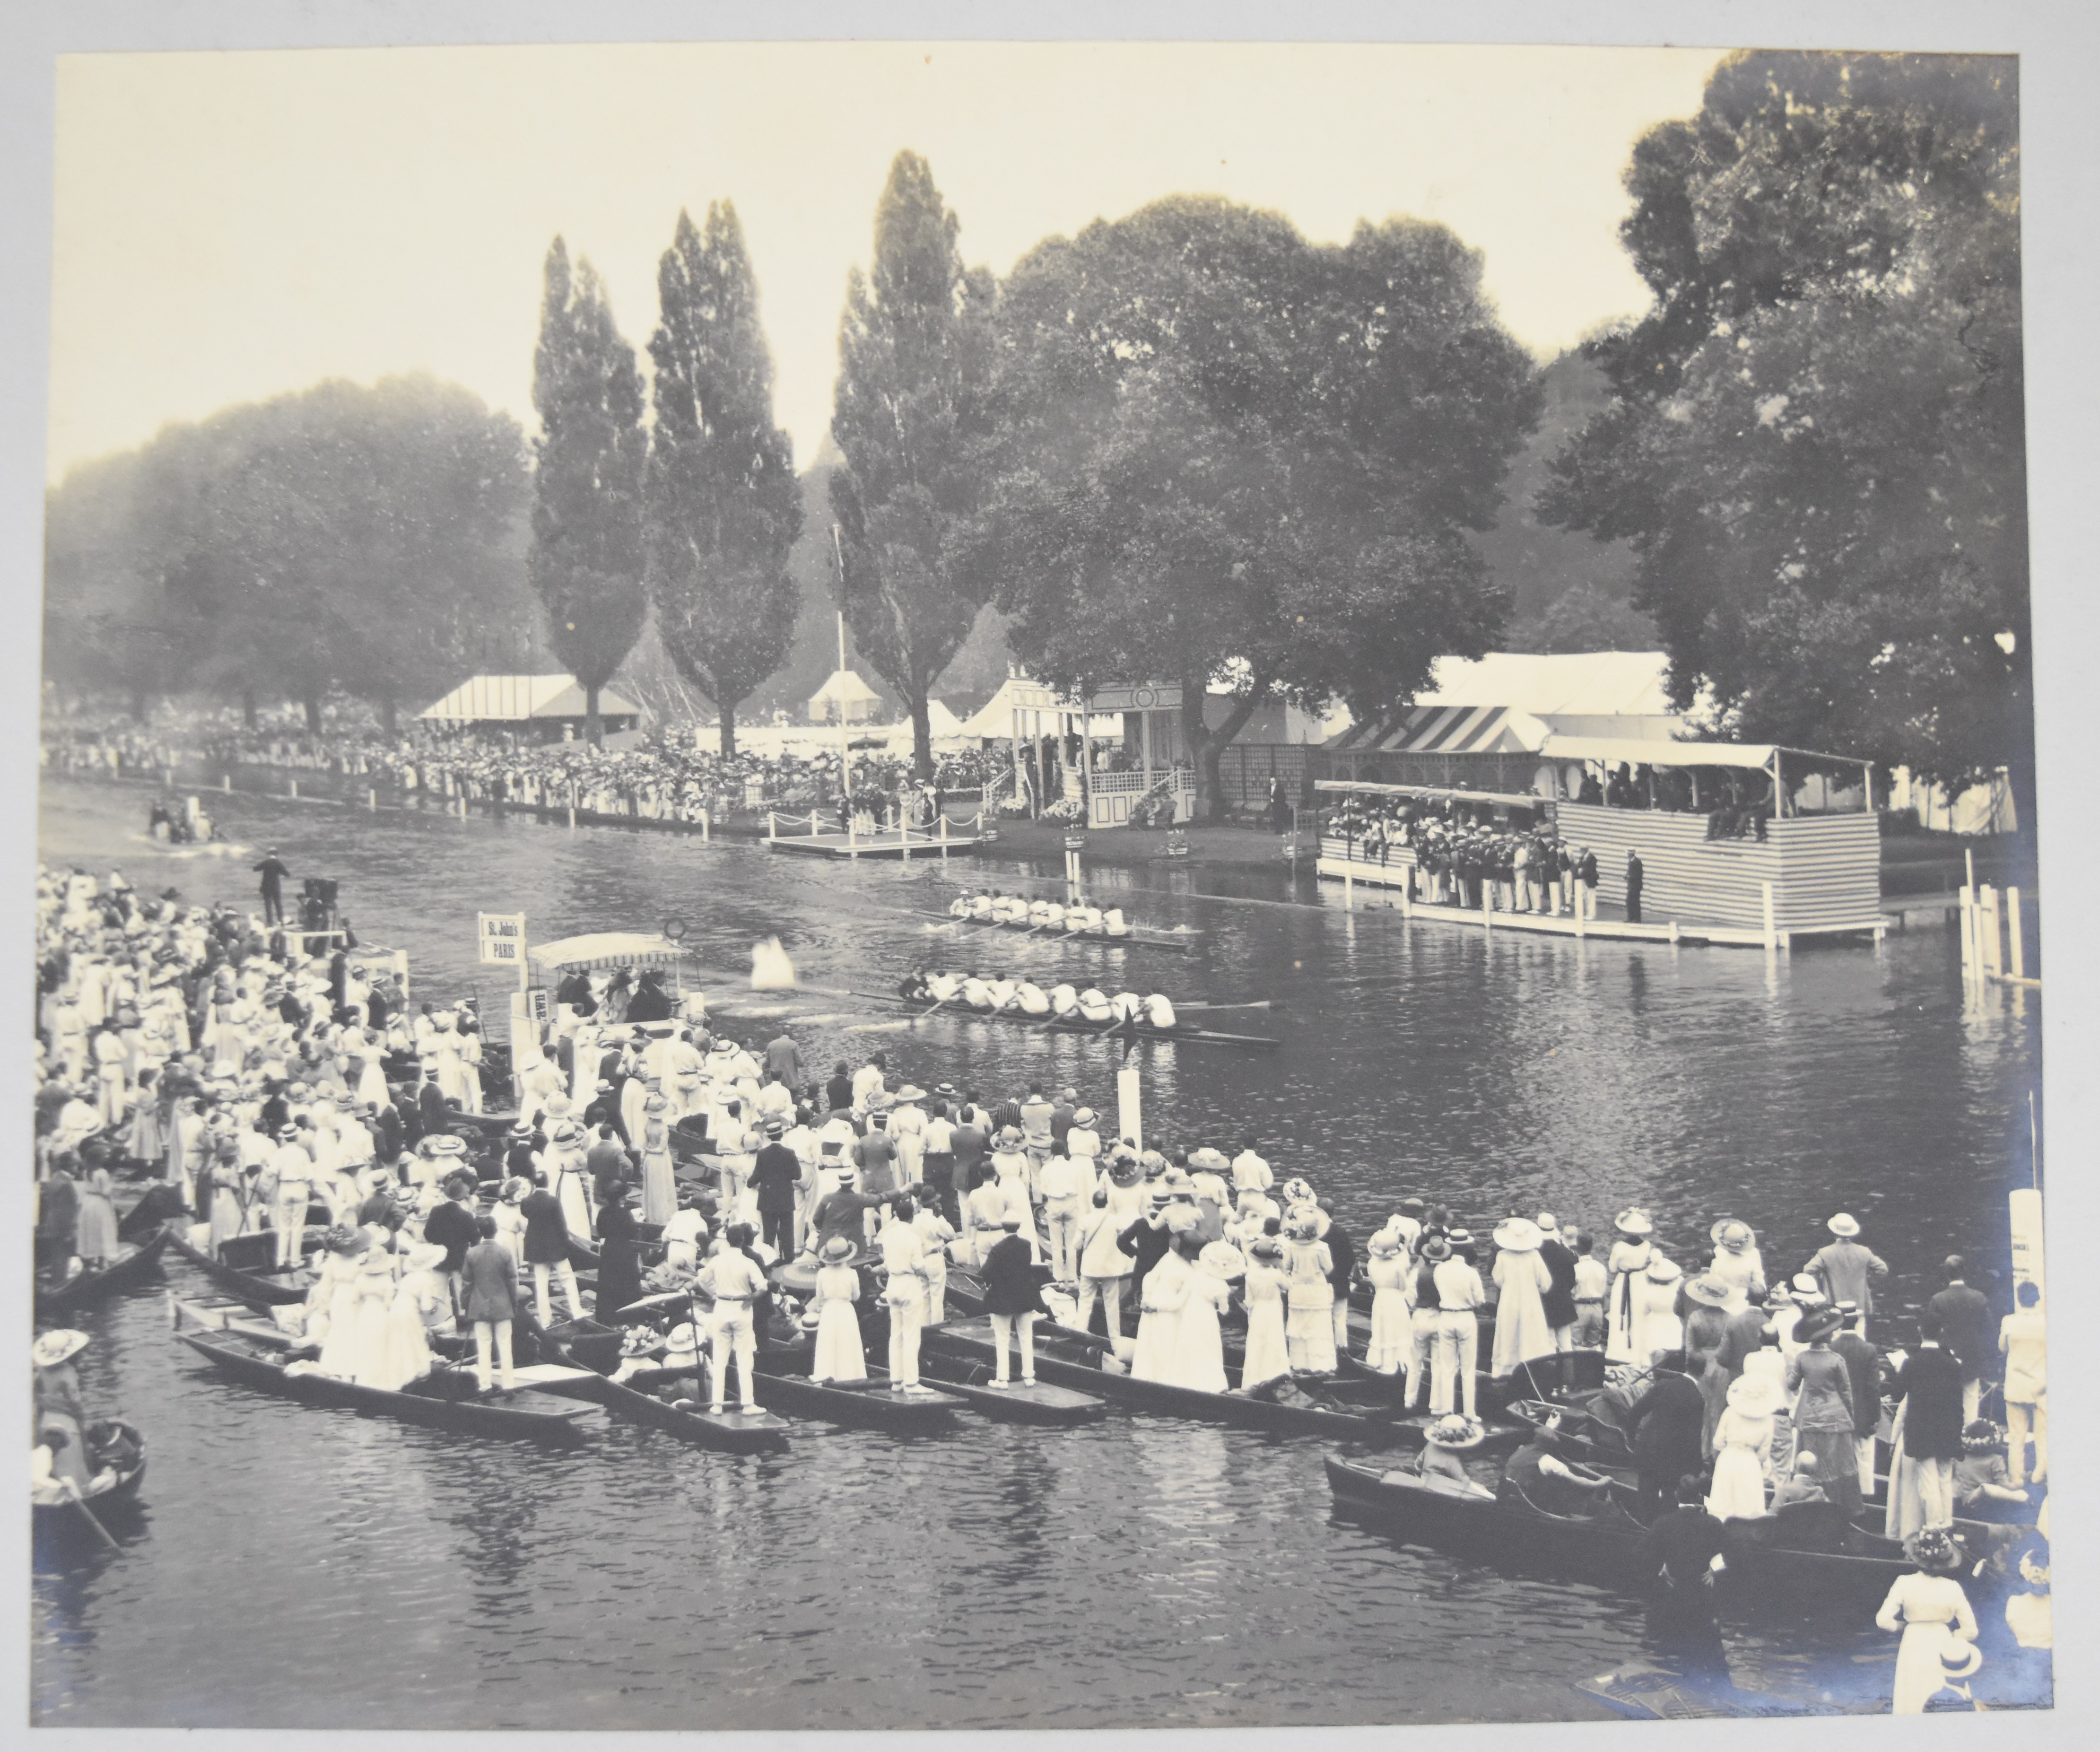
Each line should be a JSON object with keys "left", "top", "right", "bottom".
{"left": 1831, "top": 1302, "right": 1884, "bottom": 1490}
{"left": 1117, "top": 1195, "right": 1176, "bottom": 1304}
{"left": 749, "top": 1120, "right": 803, "bottom": 1259}
{"left": 417, "top": 1067, "right": 451, "bottom": 1139}
{"left": 1891, "top": 1314, "right": 1966, "bottom": 1526}
{"left": 1537, "top": 1212, "right": 1580, "bottom": 1367}
{"left": 981, "top": 1214, "right": 1048, "bottom": 1385}
{"left": 1626, "top": 1351, "right": 1708, "bottom": 1518}
{"left": 825, "top": 1060, "right": 854, "bottom": 1115}
{"left": 1624, "top": 849, "right": 1645, "bottom": 923}
{"left": 1927, "top": 1257, "right": 1994, "bottom": 1423}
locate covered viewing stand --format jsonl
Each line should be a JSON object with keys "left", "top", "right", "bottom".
{"left": 1314, "top": 735, "right": 1887, "bottom": 948}
{"left": 527, "top": 932, "right": 691, "bottom": 994}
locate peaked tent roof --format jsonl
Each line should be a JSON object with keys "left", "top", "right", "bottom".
{"left": 808, "top": 667, "right": 883, "bottom": 707}
{"left": 1329, "top": 704, "right": 1554, "bottom": 756}
{"left": 420, "top": 674, "right": 642, "bottom": 722}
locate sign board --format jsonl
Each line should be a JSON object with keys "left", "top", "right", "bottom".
{"left": 2009, "top": 1188, "right": 2044, "bottom": 1293}
{"left": 478, "top": 912, "right": 526, "bottom": 967}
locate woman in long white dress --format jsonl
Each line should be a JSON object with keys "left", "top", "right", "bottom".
{"left": 809, "top": 1238, "right": 866, "bottom": 1382}
{"left": 1132, "top": 1220, "right": 1195, "bottom": 1383}
{"left": 1635, "top": 1256, "right": 1686, "bottom": 1362}
{"left": 1605, "top": 1208, "right": 1655, "bottom": 1363}
{"left": 492, "top": 1177, "right": 530, "bottom": 1268}
{"left": 315, "top": 1229, "right": 373, "bottom": 1376}
{"left": 1707, "top": 1373, "right": 1782, "bottom": 1519}
{"left": 1706, "top": 1219, "right": 1766, "bottom": 1315}
{"left": 1238, "top": 1238, "right": 1291, "bottom": 1388}
{"left": 1876, "top": 1528, "right": 1981, "bottom": 1714}
{"left": 373, "top": 1242, "right": 453, "bottom": 1392}
{"left": 1489, "top": 1218, "right": 1554, "bottom": 1375}
{"left": 547, "top": 1122, "right": 594, "bottom": 1239}
{"left": 1281, "top": 1212, "right": 1337, "bottom": 1374}
{"left": 1168, "top": 1240, "right": 1236, "bottom": 1394}
{"left": 638, "top": 1098, "right": 678, "bottom": 1228}
{"left": 344, "top": 1246, "right": 400, "bottom": 1387}
{"left": 1363, "top": 1232, "right": 1412, "bottom": 1373}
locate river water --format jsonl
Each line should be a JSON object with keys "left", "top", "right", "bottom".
{"left": 33, "top": 777, "right": 2046, "bottom": 1727}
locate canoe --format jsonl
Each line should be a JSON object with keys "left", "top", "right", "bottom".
{"left": 163, "top": 1223, "right": 316, "bottom": 1307}
{"left": 117, "top": 1182, "right": 193, "bottom": 1244}
{"left": 921, "top": 1321, "right": 1433, "bottom": 1445}
{"left": 917, "top": 911, "right": 1197, "bottom": 953}
{"left": 912, "top": 1350, "right": 1109, "bottom": 1424}
{"left": 749, "top": 1352, "right": 967, "bottom": 1432}
{"left": 35, "top": 1229, "right": 170, "bottom": 1316}
{"left": 173, "top": 1326, "right": 608, "bottom": 1447}
{"left": 32, "top": 1419, "right": 148, "bottom": 1546}
{"left": 856, "top": 990, "right": 1280, "bottom": 1050}
{"left": 1322, "top": 1455, "right": 2017, "bottom": 1610}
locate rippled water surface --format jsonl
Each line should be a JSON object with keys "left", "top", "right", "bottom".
{"left": 34, "top": 778, "right": 2044, "bottom": 1727}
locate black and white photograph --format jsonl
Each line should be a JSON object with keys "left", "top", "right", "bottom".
{"left": 17, "top": 12, "right": 2074, "bottom": 1733}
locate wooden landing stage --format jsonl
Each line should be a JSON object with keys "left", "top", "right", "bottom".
{"left": 766, "top": 818, "right": 986, "bottom": 861}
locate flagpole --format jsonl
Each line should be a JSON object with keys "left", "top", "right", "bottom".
{"left": 831, "top": 526, "right": 852, "bottom": 823}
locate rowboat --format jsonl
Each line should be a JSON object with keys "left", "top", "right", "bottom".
{"left": 32, "top": 1420, "right": 147, "bottom": 1546}
{"left": 35, "top": 1229, "right": 170, "bottom": 1316}
{"left": 917, "top": 910, "right": 1197, "bottom": 954}
{"left": 854, "top": 990, "right": 1281, "bottom": 1050}
{"left": 749, "top": 1352, "right": 969, "bottom": 1432}
{"left": 1323, "top": 1455, "right": 2021, "bottom": 1612}
{"left": 170, "top": 1299, "right": 608, "bottom": 1447}
{"left": 920, "top": 1321, "right": 1449, "bottom": 1446}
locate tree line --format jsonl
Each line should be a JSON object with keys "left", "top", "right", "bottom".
{"left": 44, "top": 49, "right": 2032, "bottom": 826}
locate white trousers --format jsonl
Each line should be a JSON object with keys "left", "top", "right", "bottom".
{"left": 1076, "top": 1275, "right": 1126, "bottom": 1340}
{"left": 1432, "top": 1311, "right": 1479, "bottom": 1417}
{"left": 1961, "top": 1378, "right": 1982, "bottom": 1425}
{"left": 709, "top": 1305, "right": 758, "bottom": 1410}
{"left": 532, "top": 1260, "right": 582, "bottom": 1325}
{"left": 888, "top": 1292, "right": 924, "bottom": 1386}
{"left": 274, "top": 1193, "right": 311, "bottom": 1267}
{"left": 1914, "top": 1456, "right": 1955, "bottom": 1527}
{"left": 991, "top": 1310, "right": 1037, "bottom": 1382}
{"left": 1044, "top": 1204, "right": 1080, "bottom": 1280}
{"left": 473, "top": 1319, "right": 515, "bottom": 1390}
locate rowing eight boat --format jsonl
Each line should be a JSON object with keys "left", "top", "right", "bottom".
{"left": 917, "top": 911, "right": 1196, "bottom": 953}
{"left": 846, "top": 989, "right": 1281, "bottom": 1049}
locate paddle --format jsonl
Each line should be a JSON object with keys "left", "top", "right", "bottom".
{"left": 65, "top": 1487, "right": 122, "bottom": 1553}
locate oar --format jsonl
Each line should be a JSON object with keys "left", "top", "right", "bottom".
{"left": 67, "top": 1489, "right": 122, "bottom": 1554}
{"left": 1174, "top": 1000, "right": 1286, "bottom": 1013}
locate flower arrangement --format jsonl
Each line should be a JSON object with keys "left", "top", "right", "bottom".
{"left": 1126, "top": 778, "right": 1181, "bottom": 830}
{"left": 1042, "top": 795, "right": 1086, "bottom": 824}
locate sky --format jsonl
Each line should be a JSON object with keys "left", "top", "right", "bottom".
{"left": 46, "top": 41, "right": 1724, "bottom": 483}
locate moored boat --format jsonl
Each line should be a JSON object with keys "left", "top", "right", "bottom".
{"left": 35, "top": 1229, "right": 170, "bottom": 1316}
{"left": 911, "top": 1350, "right": 1109, "bottom": 1424}
{"left": 32, "top": 1419, "right": 147, "bottom": 1546}
{"left": 163, "top": 1222, "right": 318, "bottom": 1307}
{"left": 750, "top": 1351, "right": 968, "bottom": 1432}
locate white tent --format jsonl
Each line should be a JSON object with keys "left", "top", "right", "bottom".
{"left": 880, "top": 699, "right": 968, "bottom": 749}
{"left": 807, "top": 668, "right": 883, "bottom": 724}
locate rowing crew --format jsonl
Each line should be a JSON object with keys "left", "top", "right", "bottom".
{"left": 898, "top": 969, "right": 1177, "bottom": 1031}
{"left": 949, "top": 890, "right": 1130, "bottom": 937}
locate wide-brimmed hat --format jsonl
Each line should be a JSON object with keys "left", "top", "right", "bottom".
{"left": 1904, "top": 1526, "right": 1964, "bottom": 1573}
{"left": 1493, "top": 1218, "right": 1542, "bottom": 1254}
{"left": 819, "top": 1236, "right": 856, "bottom": 1263}
{"left": 1072, "top": 1107, "right": 1097, "bottom": 1126}
{"left": 406, "top": 1241, "right": 447, "bottom": 1273}
{"left": 642, "top": 1095, "right": 670, "bottom": 1115}
{"left": 1826, "top": 1212, "right": 1861, "bottom": 1238}
{"left": 1368, "top": 1231, "right": 1403, "bottom": 1257}
{"left": 328, "top": 1228, "right": 372, "bottom": 1257}
{"left": 997, "top": 1125, "right": 1022, "bottom": 1144}
{"left": 893, "top": 1085, "right": 926, "bottom": 1103}
{"left": 1425, "top": 1413, "right": 1487, "bottom": 1451}
{"left": 1725, "top": 1374, "right": 1783, "bottom": 1416}
{"left": 1793, "top": 1306, "right": 1843, "bottom": 1345}
{"left": 1614, "top": 1207, "right": 1653, "bottom": 1237}
{"left": 1645, "top": 1256, "right": 1682, "bottom": 1285}
{"left": 1710, "top": 1219, "right": 1756, "bottom": 1251}
{"left": 1420, "top": 1235, "right": 1452, "bottom": 1262}
{"left": 619, "top": 1326, "right": 665, "bottom": 1358}
{"left": 1281, "top": 1177, "right": 1316, "bottom": 1205}
{"left": 1790, "top": 1273, "right": 1823, "bottom": 1298}
{"left": 549, "top": 1120, "right": 584, "bottom": 1146}
{"left": 31, "top": 1330, "right": 89, "bottom": 1368}
{"left": 425, "top": 1134, "right": 467, "bottom": 1157}
{"left": 1683, "top": 1274, "right": 1733, "bottom": 1309}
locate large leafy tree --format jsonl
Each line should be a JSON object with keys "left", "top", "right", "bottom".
{"left": 1540, "top": 52, "right": 2030, "bottom": 825}
{"left": 976, "top": 197, "right": 1541, "bottom": 818}
{"left": 44, "top": 375, "right": 530, "bottom": 730}
{"left": 645, "top": 203, "right": 802, "bottom": 758}
{"left": 829, "top": 151, "right": 997, "bottom": 779}
{"left": 529, "top": 238, "right": 649, "bottom": 746}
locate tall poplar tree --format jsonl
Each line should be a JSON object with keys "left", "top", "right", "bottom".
{"left": 645, "top": 203, "right": 802, "bottom": 758}
{"left": 829, "top": 152, "right": 996, "bottom": 779}
{"left": 529, "top": 237, "right": 648, "bottom": 746}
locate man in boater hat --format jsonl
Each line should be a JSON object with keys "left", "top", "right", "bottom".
{"left": 1804, "top": 1212, "right": 1888, "bottom": 1339}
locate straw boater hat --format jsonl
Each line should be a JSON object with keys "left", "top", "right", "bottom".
{"left": 1493, "top": 1217, "right": 1542, "bottom": 1254}
{"left": 509, "top": 1119, "right": 536, "bottom": 1139}
{"left": 1827, "top": 1212, "right": 1862, "bottom": 1238}
{"left": 663, "top": 1323, "right": 702, "bottom": 1367}
{"left": 1425, "top": 1413, "right": 1487, "bottom": 1451}
{"left": 1072, "top": 1107, "right": 1097, "bottom": 1126}
{"left": 426, "top": 1134, "right": 467, "bottom": 1157}
{"left": 1683, "top": 1274, "right": 1733, "bottom": 1309}
{"left": 1710, "top": 1219, "right": 1756, "bottom": 1251}
{"left": 1645, "top": 1256, "right": 1682, "bottom": 1285}
{"left": 1789, "top": 1273, "right": 1825, "bottom": 1301}
{"left": 1725, "top": 1374, "right": 1784, "bottom": 1417}
{"left": 1614, "top": 1208, "right": 1654, "bottom": 1237}
{"left": 1534, "top": 1212, "right": 1559, "bottom": 1235}
{"left": 819, "top": 1236, "right": 856, "bottom": 1263}
{"left": 31, "top": 1330, "right": 89, "bottom": 1368}
{"left": 1368, "top": 1230, "right": 1403, "bottom": 1257}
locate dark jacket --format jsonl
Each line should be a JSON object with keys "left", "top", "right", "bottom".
{"left": 1323, "top": 1219, "right": 1355, "bottom": 1294}
{"left": 750, "top": 1143, "right": 802, "bottom": 1213}
{"left": 519, "top": 1188, "right": 571, "bottom": 1265}
{"left": 582, "top": 1097, "right": 629, "bottom": 1148}
{"left": 1717, "top": 1308, "right": 1769, "bottom": 1380}
{"left": 1832, "top": 1331, "right": 1883, "bottom": 1437}
{"left": 811, "top": 1188, "right": 885, "bottom": 1248}
{"left": 422, "top": 1199, "right": 479, "bottom": 1274}
{"left": 418, "top": 1080, "right": 451, "bottom": 1137}
{"left": 593, "top": 1201, "right": 643, "bottom": 1314}
{"left": 587, "top": 1137, "right": 630, "bottom": 1205}
{"left": 374, "top": 1102, "right": 405, "bottom": 1164}
{"left": 1644, "top": 1505, "right": 1726, "bottom": 1590}
{"left": 950, "top": 1121, "right": 988, "bottom": 1191}
{"left": 1892, "top": 1344, "right": 1965, "bottom": 1460}
{"left": 982, "top": 1233, "right": 1048, "bottom": 1316}
{"left": 826, "top": 1074, "right": 854, "bottom": 1113}
{"left": 1927, "top": 1283, "right": 1993, "bottom": 1379}
{"left": 1117, "top": 1216, "right": 1173, "bottom": 1292}
{"left": 461, "top": 1238, "right": 519, "bottom": 1323}
{"left": 1538, "top": 1238, "right": 1579, "bottom": 1328}
{"left": 1627, "top": 1371, "right": 1707, "bottom": 1477}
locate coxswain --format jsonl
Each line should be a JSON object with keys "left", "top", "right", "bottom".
{"left": 1102, "top": 907, "right": 1130, "bottom": 938}
{"left": 1142, "top": 992, "right": 1177, "bottom": 1032}
{"left": 961, "top": 971, "right": 995, "bottom": 1011}
{"left": 948, "top": 892, "right": 974, "bottom": 919}
{"left": 927, "top": 968, "right": 964, "bottom": 1003}
{"left": 967, "top": 889, "right": 996, "bottom": 919}
{"left": 1077, "top": 985, "right": 1114, "bottom": 1024}
{"left": 899, "top": 968, "right": 933, "bottom": 1003}
{"left": 1049, "top": 982, "right": 1081, "bottom": 1019}
{"left": 1014, "top": 979, "right": 1051, "bottom": 1017}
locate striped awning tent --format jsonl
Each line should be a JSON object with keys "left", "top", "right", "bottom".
{"left": 1328, "top": 705, "right": 1551, "bottom": 756}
